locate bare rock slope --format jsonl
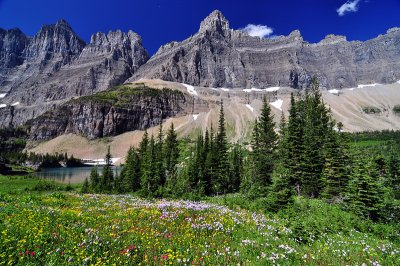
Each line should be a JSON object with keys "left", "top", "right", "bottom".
{"left": 132, "top": 10, "right": 400, "bottom": 90}
{"left": 0, "top": 20, "right": 149, "bottom": 127}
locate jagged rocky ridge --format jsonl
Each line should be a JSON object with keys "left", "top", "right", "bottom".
{"left": 132, "top": 10, "right": 400, "bottom": 90}
{"left": 1, "top": 10, "right": 400, "bottom": 133}
{"left": 27, "top": 84, "right": 209, "bottom": 141}
{"left": 0, "top": 19, "right": 149, "bottom": 127}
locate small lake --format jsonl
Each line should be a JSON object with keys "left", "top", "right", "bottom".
{"left": 35, "top": 166, "right": 122, "bottom": 184}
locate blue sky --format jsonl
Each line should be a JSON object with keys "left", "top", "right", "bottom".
{"left": 0, "top": 0, "right": 399, "bottom": 55}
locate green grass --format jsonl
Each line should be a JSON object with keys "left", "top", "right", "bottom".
{"left": 0, "top": 175, "right": 79, "bottom": 194}
{"left": 0, "top": 177, "right": 399, "bottom": 265}
{"left": 73, "top": 84, "right": 184, "bottom": 108}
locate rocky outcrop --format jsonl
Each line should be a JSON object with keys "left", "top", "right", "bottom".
{"left": 0, "top": 20, "right": 149, "bottom": 127}
{"left": 132, "top": 10, "right": 400, "bottom": 90}
{"left": 27, "top": 85, "right": 209, "bottom": 141}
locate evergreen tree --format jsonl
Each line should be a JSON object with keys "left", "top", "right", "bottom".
{"left": 286, "top": 93, "right": 304, "bottom": 196}
{"left": 100, "top": 146, "right": 114, "bottom": 193}
{"left": 229, "top": 144, "right": 243, "bottom": 193}
{"left": 302, "top": 79, "right": 330, "bottom": 197}
{"left": 249, "top": 97, "right": 277, "bottom": 197}
{"left": 321, "top": 124, "right": 350, "bottom": 202}
{"left": 81, "top": 178, "right": 89, "bottom": 194}
{"left": 215, "top": 102, "right": 230, "bottom": 194}
{"left": 347, "top": 158, "right": 384, "bottom": 221}
{"left": 89, "top": 166, "right": 100, "bottom": 193}
{"left": 387, "top": 154, "right": 400, "bottom": 199}
{"left": 165, "top": 123, "right": 179, "bottom": 180}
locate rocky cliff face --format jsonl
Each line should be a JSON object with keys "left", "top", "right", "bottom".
{"left": 0, "top": 20, "right": 149, "bottom": 127}
{"left": 27, "top": 85, "right": 209, "bottom": 141}
{"left": 132, "top": 10, "right": 400, "bottom": 89}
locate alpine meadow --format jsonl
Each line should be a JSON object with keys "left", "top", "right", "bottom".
{"left": 1, "top": 2, "right": 400, "bottom": 266}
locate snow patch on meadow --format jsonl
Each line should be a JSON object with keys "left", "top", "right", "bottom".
{"left": 243, "top": 87, "right": 263, "bottom": 93}
{"left": 328, "top": 89, "right": 340, "bottom": 95}
{"left": 193, "top": 114, "right": 199, "bottom": 120}
{"left": 270, "top": 99, "right": 283, "bottom": 111}
{"left": 245, "top": 104, "right": 254, "bottom": 112}
{"left": 357, "top": 83, "right": 380, "bottom": 89}
{"left": 265, "top": 87, "right": 280, "bottom": 92}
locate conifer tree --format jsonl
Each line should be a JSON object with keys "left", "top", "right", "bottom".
{"left": 286, "top": 93, "right": 304, "bottom": 196}
{"left": 165, "top": 123, "right": 179, "bottom": 179}
{"left": 100, "top": 146, "right": 114, "bottom": 193}
{"left": 215, "top": 102, "right": 229, "bottom": 194}
{"left": 347, "top": 158, "right": 384, "bottom": 220}
{"left": 89, "top": 166, "right": 99, "bottom": 192}
{"left": 81, "top": 178, "right": 89, "bottom": 193}
{"left": 321, "top": 125, "right": 350, "bottom": 202}
{"left": 249, "top": 97, "right": 277, "bottom": 197}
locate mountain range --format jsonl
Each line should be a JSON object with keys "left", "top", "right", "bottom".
{"left": 1, "top": 10, "right": 400, "bottom": 131}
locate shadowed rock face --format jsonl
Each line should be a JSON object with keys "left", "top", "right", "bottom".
{"left": 0, "top": 19, "right": 149, "bottom": 127}
{"left": 132, "top": 10, "right": 400, "bottom": 90}
{"left": 27, "top": 85, "right": 210, "bottom": 141}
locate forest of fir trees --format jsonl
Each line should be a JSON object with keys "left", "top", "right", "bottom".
{"left": 82, "top": 79, "right": 400, "bottom": 222}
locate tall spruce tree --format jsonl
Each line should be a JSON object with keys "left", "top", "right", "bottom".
{"left": 89, "top": 165, "right": 100, "bottom": 193}
{"left": 347, "top": 158, "right": 384, "bottom": 221}
{"left": 215, "top": 102, "right": 229, "bottom": 194}
{"left": 249, "top": 97, "right": 277, "bottom": 197}
{"left": 165, "top": 123, "right": 179, "bottom": 179}
{"left": 100, "top": 146, "right": 114, "bottom": 193}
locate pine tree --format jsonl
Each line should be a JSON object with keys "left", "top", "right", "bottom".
{"left": 249, "top": 97, "right": 277, "bottom": 197}
{"left": 286, "top": 93, "right": 304, "bottom": 196}
{"left": 347, "top": 158, "right": 384, "bottom": 221}
{"left": 81, "top": 178, "right": 89, "bottom": 194}
{"left": 321, "top": 124, "right": 350, "bottom": 202}
{"left": 215, "top": 102, "right": 230, "bottom": 194}
{"left": 165, "top": 123, "right": 179, "bottom": 180}
{"left": 387, "top": 153, "right": 400, "bottom": 200}
{"left": 89, "top": 166, "right": 100, "bottom": 193}
{"left": 229, "top": 144, "right": 243, "bottom": 193}
{"left": 100, "top": 146, "right": 114, "bottom": 193}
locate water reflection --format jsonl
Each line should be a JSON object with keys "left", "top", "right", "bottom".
{"left": 35, "top": 166, "right": 122, "bottom": 184}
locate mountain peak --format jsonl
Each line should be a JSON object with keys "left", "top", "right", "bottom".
{"left": 55, "top": 19, "right": 72, "bottom": 29}
{"left": 199, "top": 10, "right": 230, "bottom": 35}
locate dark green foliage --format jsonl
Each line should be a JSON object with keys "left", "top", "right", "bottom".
{"left": 214, "top": 102, "right": 230, "bottom": 194}
{"left": 393, "top": 105, "right": 400, "bottom": 114}
{"left": 362, "top": 106, "right": 381, "bottom": 114}
{"left": 99, "top": 146, "right": 114, "bottom": 193}
{"left": 247, "top": 97, "right": 277, "bottom": 198}
{"left": 346, "top": 159, "right": 384, "bottom": 221}
{"left": 89, "top": 166, "right": 100, "bottom": 192}
{"left": 81, "top": 178, "right": 89, "bottom": 193}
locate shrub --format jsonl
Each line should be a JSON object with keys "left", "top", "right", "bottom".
{"left": 362, "top": 106, "right": 381, "bottom": 114}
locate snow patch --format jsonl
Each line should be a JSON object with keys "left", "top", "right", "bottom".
{"left": 220, "top": 88, "right": 230, "bottom": 92}
{"left": 82, "top": 157, "right": 121, "bottom": 166}
{"left": 243, "top": 87, "right": 263, "bottom": 93}
{"left": 397, "top": 80, "right": 400, "bottom": 84}
{"left": 192, "top": 114, "right": 199, "bottom": 121}
{"left": 0, "top": 104, "right": 6, "bottom": 108}
{"left": 328, "top": 89, "right": 340, "bottom": 95}
{"left": 357, "top": 83, "right": 380, "bottom": 89}
{"left": 11, "top": 102, "right": 20, "bottom": 106}
{"left": 181, "top": 83, "right": 198, "bottom": 96}
{"left": 270, "top": 99, "right": 283, "bottom": 111}
{"left": 0, "top": 93, "right": 6, "bottom": 99}
{"left": 347, "top": 88, "right": 355, "bottom": 91}
{"left": 265, "top": 87, "right": 280, "bottom": 92}
{"left": 245, "top": 104, "right": 254, "bottom": 112}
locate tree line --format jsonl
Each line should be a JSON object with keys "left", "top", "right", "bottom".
{"left": 83, "top": 79, "right": 400, "bottom": 222}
